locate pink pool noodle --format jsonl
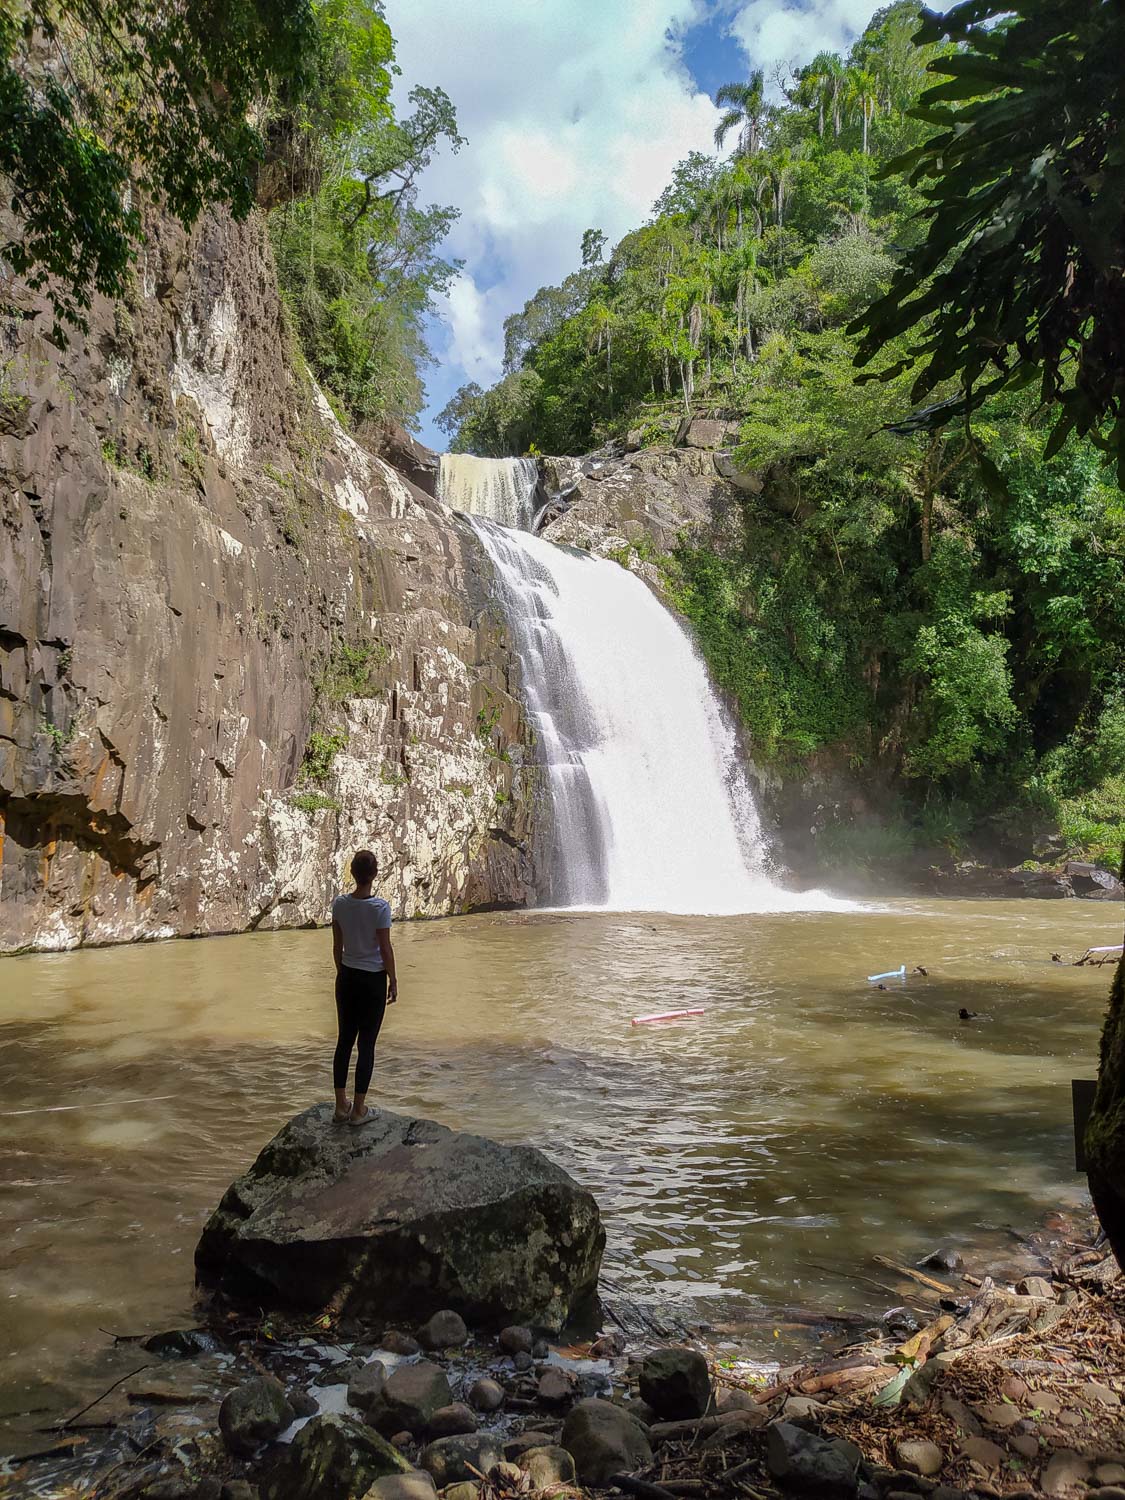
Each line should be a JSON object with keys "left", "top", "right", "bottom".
{"left": 631, "top": 1008, "right": 705, "bottom": 1025}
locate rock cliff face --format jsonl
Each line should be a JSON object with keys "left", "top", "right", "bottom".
{"left": 0, "top": 209, "right": 536, "bottom": 952}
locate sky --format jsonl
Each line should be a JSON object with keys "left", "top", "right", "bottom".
{"left": 388, "top": 0, "right": 885, "bottom": 449}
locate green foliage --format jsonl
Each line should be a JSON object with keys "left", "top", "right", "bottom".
{"left": 291, "top": 790, "right": 340, "bottom": 813}
{"left": 39, "top": 713, "right": 74, "bottom": 751}
{"left": 663, "top": 541, "right": 870, "bottom": 763}
{"left": 301, "top": 729, "right": 346, "bottom": 782}
{"left": 318, "top": 640, "right": 388, "bottom": 703}
{"left": 0, "top": 0, "right": 317, "bottom": 332}
{"left": 268, "top": 13, "right": 464, "bottom": 431}
{"left": 852, "top": 0, "right": 1125, "bottom": 478}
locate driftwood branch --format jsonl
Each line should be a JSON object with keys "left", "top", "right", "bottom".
{"left": 58, "top": 1365, "right": 150, "bottom": 1429}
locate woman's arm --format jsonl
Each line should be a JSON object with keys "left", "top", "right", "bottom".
{"left": 377, "top": 928, "right": 397, "bottom": 1002}
{"left": 332, "top": 918, "right": 343, "bottom": 974}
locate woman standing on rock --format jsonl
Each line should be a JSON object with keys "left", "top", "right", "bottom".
{"left": 331, "top": 849, "right": 397, "bottom": 1126}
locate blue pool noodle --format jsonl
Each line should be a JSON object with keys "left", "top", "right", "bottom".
{"left": 868, "top": 964, "right": 906, "bottom": 982}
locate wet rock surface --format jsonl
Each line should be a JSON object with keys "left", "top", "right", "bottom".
{"left": 195, "top": 1104, "right": 605, "bottom": 1331}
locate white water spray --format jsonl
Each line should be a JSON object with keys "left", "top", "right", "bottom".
{"left": 438, "top": 454, "right": 540, "bottom": 530}
{"left": 468, "top": 505, "right": 852, "bottom": 915}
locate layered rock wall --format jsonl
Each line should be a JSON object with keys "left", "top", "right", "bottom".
{"left": 0, "top": 210, "right": 536, "bottom": 951}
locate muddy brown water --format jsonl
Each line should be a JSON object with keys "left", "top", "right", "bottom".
{"left": 0, "top": 899, "right": 1117, "bottom": 1435}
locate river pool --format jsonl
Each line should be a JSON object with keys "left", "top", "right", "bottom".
{"left": 0, "top": 898, "right": 1117, "bottom": 1430}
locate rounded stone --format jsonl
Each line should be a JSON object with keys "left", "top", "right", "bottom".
{"left": 468, "top": 1378, "right": 504, "bottom": 1413}
{"left": 372, "top": 1360, "right": 454, "bottom": 1436}
{"left": 512, "top": 1351, "right": 533, "bottom": 1372}
{"left": 525, "top": 1444, "right": 578, "bottom": 1483}
{"left": 638, "top": 1346, "right": 712, "bottom": 1420}
{"left": 561, "top": 1398, "right": 653, "bottom": 1486}
{"left": 537, "top": 1367, "right": 576, "bottom": 1407}
{"left": 219, "top": 1375, "right": 294, "bottom": 1456}
{"left": 380, "top": 1331, "right": 422, "bottom": 1356}
{"left": 347, "top": 1360, "right": 388, "bottom": 1415}
{"left": 418, "top": 1433, "right": 503, "bottom": 1489}
{"left": 895, "top": 1439, "right": 943, "bottom": 1477}
{"left": 498, "top": 1325, "right": 533, "bottom": 1355}
{"left": 426, "top": 1403, "right": 478, "bottom": 1439}
{"left": 417, "top": 1310, "right": 468, "bottom": 1350}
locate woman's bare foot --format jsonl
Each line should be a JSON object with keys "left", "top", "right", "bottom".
{"left": 333, "top": 1098, "right": 352, "bottom": 1123}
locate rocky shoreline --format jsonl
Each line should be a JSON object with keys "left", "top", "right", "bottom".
{"left": 5, "top": 1210, "right": 1123, "bottom": 1500}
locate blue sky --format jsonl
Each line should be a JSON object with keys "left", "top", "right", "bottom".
{"left": 387, "top": 0, "right": 882, "bottom": 450}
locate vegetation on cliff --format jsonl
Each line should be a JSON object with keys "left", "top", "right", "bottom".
{"left": 442, "top": 0, "right": 1125, "bottom": 867}
{"left": 0, "top": 1, "right": 460, "bottom": 431}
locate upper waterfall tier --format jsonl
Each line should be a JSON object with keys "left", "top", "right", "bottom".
{"left": 438, "top": 454, "right": 539, "bottom": 530}
{"left": 471, "top": 516, "right": 852, "bottom": 915}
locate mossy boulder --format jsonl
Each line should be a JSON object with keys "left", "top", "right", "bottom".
{"left": 262, "top": 1413, "right": 411, "bottom": 1500}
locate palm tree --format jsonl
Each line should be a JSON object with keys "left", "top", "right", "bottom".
{"left": 846, "top": 67, "right": 880, "bottom": 155}
{"left": 714, "top": 71, "right": 767, "bottom": 157}
{"left": 797, "top": 51, "right": 845, "bottom": 138}
{"left": 767, "top": 146, "right": 801, "bottom": 229}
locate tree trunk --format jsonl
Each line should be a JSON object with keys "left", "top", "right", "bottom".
{"left": 1087, "top": 929, "right": 1125, "bottom": 1271}
{"left": 862, "top": 105, "right": 870, "bottom": 155}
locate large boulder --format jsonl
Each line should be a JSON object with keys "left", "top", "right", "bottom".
{"left": 196, "top": 1106, "right": 604, "bottom": 1331}
{"left": 1066, "top": 860, "right": 1125, "bottom": 899}
{"left": 262, "top": 1413, "right": 412, "bottom": 1500}
{"left": 561, "top": 1398, "right": 653, "bottom": 1485}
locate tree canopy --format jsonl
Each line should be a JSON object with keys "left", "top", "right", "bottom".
{"left": 0, "top": 0, "right": 319, "bottom": 330}
{"left": 852, "top": 0, "right": 1125, "bottom": 481}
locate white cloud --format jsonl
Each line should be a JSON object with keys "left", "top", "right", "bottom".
{"left": 387, "top": 0, "right": 720, "bottom": 443}
{"left": 727, "top": 0, "right": 877, "bottom": 74}
{"left": 389, "top": 0, "right": 881, "bottom": 445}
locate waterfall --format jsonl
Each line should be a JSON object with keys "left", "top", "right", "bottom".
{"left": 469, "top": 512, "right": 850, "bottom": 915}
{"left": 438, "top": 453, "right": 540, "bottom": 530}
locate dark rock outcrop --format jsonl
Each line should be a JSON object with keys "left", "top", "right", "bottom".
{"left": 195, "top": 1104, "right": 604, "bottom": 1331}
{"left": 371, "top": 421, "right": 439, "bottom": 499}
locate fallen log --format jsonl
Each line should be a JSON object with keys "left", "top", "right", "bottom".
{"left": 798, "top": 1364, "right": 886, "bottom": 1395}
{"left": 610, "top": 1476, "right": 681, "bottom": 1500}
{"left": 894, "top": 1313, "right": 954, "bottom": 1365}
{"left": 942, "top": 1276, "right": 994, "bottom": 1349}
{"left": 874, "top": 1255, "right": 956, "bottom": 1295}
{"left": 649, "top": 1415, "right": 735, "bottom": 1442}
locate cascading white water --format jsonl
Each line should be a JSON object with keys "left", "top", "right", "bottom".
{"left": 469, "top": 509, "right": 852, "bottom": 915}
{"left": 438, "top": 453, "right": 540, "bottom": 530}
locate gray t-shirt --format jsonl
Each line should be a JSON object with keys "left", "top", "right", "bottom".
{"left": 332, "top": 892, "right": 392, "bottom": 973}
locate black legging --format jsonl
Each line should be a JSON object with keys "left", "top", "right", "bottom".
{"left": 333, "top": 966, "right": 388, "bottom": 1095}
